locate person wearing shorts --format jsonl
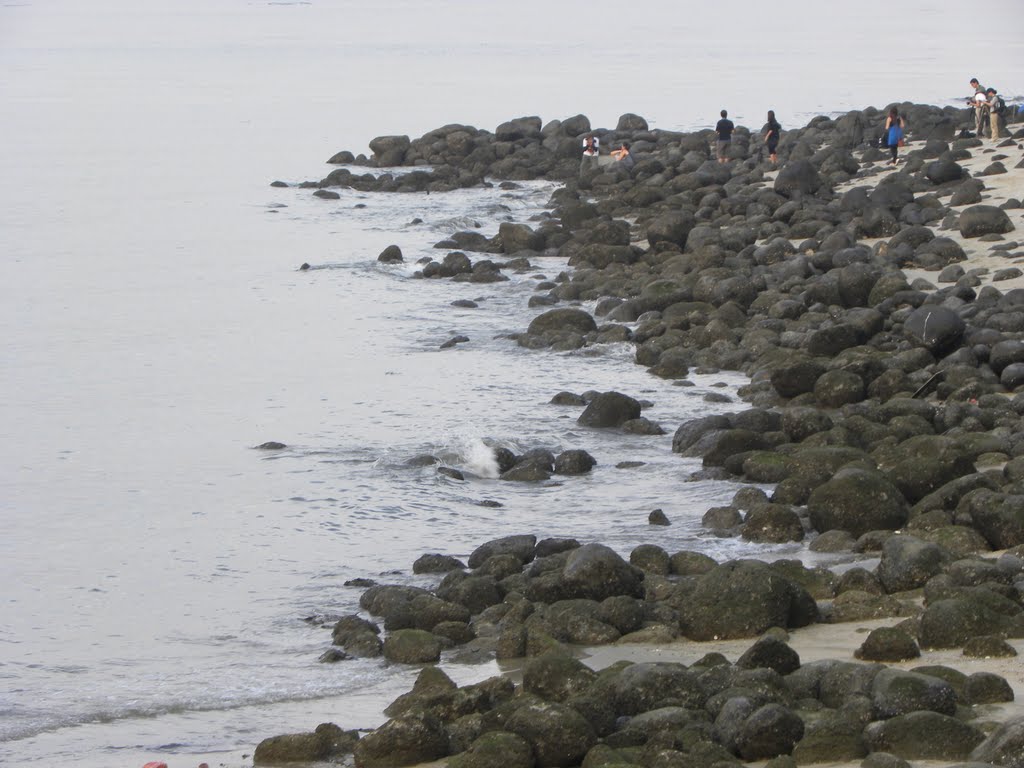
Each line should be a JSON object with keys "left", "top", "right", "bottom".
{"left": 715, "top": 110, "right": 734, "bottom": 163}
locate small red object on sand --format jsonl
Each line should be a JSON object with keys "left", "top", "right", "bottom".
{"left": 142, "top": 762, "right": 168, "bottom": 768}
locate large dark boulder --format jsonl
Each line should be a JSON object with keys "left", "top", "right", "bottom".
{"left": 499, "top": 222, "right": 545, "bottom": 253}
{"left": 522, "top": 652, "right": 598, "bottom": 702}
{"left": 559, "top": 543, "right": 644, "bottom": 601}
{"left": 736, "top": 703, "right": 805, "bottom": 761}
{"left": 611, "top": 662, "right": 705, "bottom": 715}
{"left": 676, "top": 560, "right": 818, "bottom": 640}
{"left": 254, "top": 723, "right": 358, "bottom": 765}
{"left": 903, "top": 306, "right": 965, "bottom": 356}
{"left": 383, "top": 629, "right": 442, "bottom": 663}
{"left": 774, "top": 159, "right": 823, "bottom": 198}
{"left": 925, "top": 158, "right": 966, "bottom": 184}
{"left": 971, "top": 494, "right": 1024, "bottom": 549}
{"left": 646, "top": 210, "right": 695, "bottom": 249}
{"left": 504, "top": 701, "right": 596, "bottom": 768}
{"left": 862, "top": 711, "right": 984, "bottom": 761}
{"left": 353, "top": 712, "right": 449, "bottom": 768}
{"left": 918, "top": 595, "right": 1024, "bottom": 648}
{"left": 969, "top": 715, "right": 1024, "bottom": 768}
{"left": 876, "top": 435, "right": 975, "bottom": 503}
{"left": 577, "top": 391, "right": 641, "bottom": 428}
{"left": 771, "top": 359, "right": 826, "bottom": 398}
{"left": 870, "top": 668, "right": 957, "bottom": 719}
{"left": 807, "top": 468, "right": 908, "bottom": 538}
{"left": 876, "top": 535, "right": 954, "bottom": 593}
{"left": 467, "top": 535, "right": 536, "bottom": 568}
{"left": 527, "top": 308, "right": 597, "bottom": 336}
{"left": 369, "top": 135, "right": 411, "bottom": 165}
{"left": 448, "top": 732, "right": 535, "bottom": 768}
{"left": 958, "top": 205, "right": 1015, "bottom": 238}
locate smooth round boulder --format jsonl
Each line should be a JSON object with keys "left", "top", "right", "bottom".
{"left": 383, "top": 629, "right": 442, "bottom": 663}
{"left": 577, "top": 391, "right": 641, "bottom": 428}
{"left": 378, "top": 244, "right": 404, "bottom": 263}
{"left": 903, "top": 305, "right": 965, "bottom": 356}
{"left": 353, "top": 712, "right": 448, "bottom": 768}
{"left": 855, "top": 627, "right": 920, "bottom": 662}
{"left": 448, "top": 732, "right": 535, "bottom": 768}
{"left": 876, "top": 535, "right": 954, "bottom": 593}
{"left": 813, "top": 369, "right": 865, "bottom": 407}
{"left": 504, "top": 701, "right": 596, "bottom": 768}
{"left": 527, "top": 308, "right": 597, "bottom": 336}
{"left": 870, "top": 668, "right": 957, "bottom": 718}
{"left": 863, "top": 711, "right": 984, "bottom": 761}
{"left": 774, "top": 159, "right": 823, "bottom": 198}
{"left": 736, "top": 703, "right": 805, "bottom": 761}
{"left": 958, "top": 205, "right": 1015, "bottom": 238}
{"left": 807, "top": 468, "right": 908, "bottom": 538}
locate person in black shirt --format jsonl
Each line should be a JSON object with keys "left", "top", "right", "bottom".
{"left": 715, "top": 110, "right": 734, "bottom": 164}
{"left": 763, "top": 110, "right": 781, "bottom": 165}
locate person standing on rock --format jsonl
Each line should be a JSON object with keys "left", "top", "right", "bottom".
{"left": 582, "top": 134, "right": 599, "bottom": 156}
{"left": 986, "top": 87, "right": 1006, "bottom": 140}
{"left": 968, "top": 77, "right": 988, "bottom": 137}
{"left": 762, "top": 110, "right": 782, "bottom": 165}
{"left": 715, "top": 110, "right": 734, "bottom": 164}
{"left": 884, "top": 107, "right": 905, "bottom": 166}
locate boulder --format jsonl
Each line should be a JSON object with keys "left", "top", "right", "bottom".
{"left": 467, "top": 535, "right": 536, "bottom": 568}
{"left": 368, "top": 134, "right": 411, "bottom": 165}
{"left": 527, "top": 308, "right": 597, "bottom": 336}
{"left": 736, "top": 636, "right": 801, "bottom": 675}
{"left": 646, "top": 210, "right": 696, "bottom": 248}
{"left": 383, "top": 629, "right": 442, "bottom": 663}
{"left": 577, "top": 391, "right": 641, "bottom": 428}
{"left": 971, "top": 494, "right": 1024, "bottom": 549}
{"left": 863, "top": 711, "right": 984, "bottom": 761}
{"left": 918, "top": 595, "right": 1024, "bottom": 648}
{"left": 448, "top": 732, "right": 535, "bottom": 768}
{"left": 774, "top": 159, "right": 823, "bottom": 198}
{"left": 676, "top": 560, "right": 818, "bottom": 640}
{"left": 611, "top": 662, "right": 705, "bottom": 715}
{"left": 855, "top": 627, "right": 920, "bottom": 662}
{"left": 959, "top": 205, "right": 1015, "bottom": 238}
{"left": 522, "top": 652, "right": 598, "bottom": 702}
{"left": 876, "top": 535, "right": 954, "bottom": 593}
{"left": 969, "top": 714, "right": 1024, "bottom": 767}
{"left": 254, "top": 723, "right": 358, "bottom": 765}
{"left": 553, "top": 449, "right": 596, "bottom": 475}
{"left": 504, "top": 701, "right": 596, "bottom": 768}
{"left": 736, "top": 703, "right": 805, "bottom": 761}
{"left": 903, "top": 306, "right": 965, "bottom": 356}
{"left": 353, "top": 712, "right": 448, "bottom": 768}
{"left": 378, "top": 244, "right": 404, "bottom": 263}
{"left": 560, "top": 543, "right": 644, "bottom": 601}
{"left": 870, "top": 668, "right": 957, "bottom": 719}
{"left": 807, "top": 468, "right": 908, "bottom": 538}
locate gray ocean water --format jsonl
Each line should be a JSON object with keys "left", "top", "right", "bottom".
{"left": 2, "top": 1, "right": 1023, "bottom": 765}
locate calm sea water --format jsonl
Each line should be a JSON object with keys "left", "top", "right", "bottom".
{"left": 2, "top": 1, "right": 1022, "bottom": 765}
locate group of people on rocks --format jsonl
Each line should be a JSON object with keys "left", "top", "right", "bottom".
{"left": 968, "top": 76, "right": 1010, "bottom": 140}
{"left": 583, "top": 79, "right": 1015, "bottom": 174}
{"left": 582, "top": 109, "right": 783, "bottom": 171}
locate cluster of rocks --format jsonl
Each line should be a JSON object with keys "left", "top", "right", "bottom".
{"left": 258, "top": 532, "right": 1024, "bottom": 766}
{"left": 257, "top": 107, "right": 1024, "bottom": 765}
{"left": 406, "top": 444, "right": 597, "bottom": 483}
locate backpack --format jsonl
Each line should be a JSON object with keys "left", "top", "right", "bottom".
{"left": 994, "top": 96, "right": 1007, "bottom": 115}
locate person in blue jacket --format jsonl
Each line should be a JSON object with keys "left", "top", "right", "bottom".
{"left": 885, "top": 107, "right": 905, "bottom": 166}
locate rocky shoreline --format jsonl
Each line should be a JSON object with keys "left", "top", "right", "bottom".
{"left": 260, "top": 104, "right": 1024, "bottom": 767}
